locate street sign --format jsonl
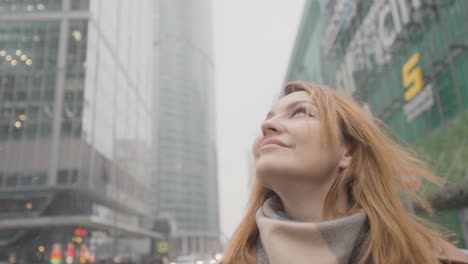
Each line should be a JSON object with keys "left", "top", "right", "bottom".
{"left": 156, "top": 241, "right": 169, "bottom": 254}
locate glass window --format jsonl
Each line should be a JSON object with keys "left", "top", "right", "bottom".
{"left": 71, "top": 169, "right": 78, "bottom": 183}
{"left": 0, "top": 20, "right": 60, "bottom": 142}
{"left": 0, "top": 1, "right": 62, "bottom": 13}
{"left": 32, "top": 172, "right": 47, "bottom": 186}
{"left": 38, "top": 122, "right": 51, "bottom": 138}
{"left": 57, "top": 170, "right": 68, "bottom": 185}
{"left": 0, "top": 124, "right": 8, "bottom": 140}
{"left": 71, "top": 0, "right": 90, "bottom": 10}
{"left": 21, "top": 175, "right": 33, "bottom": 186}
{"left": 5, "top": 175, "right": 18, "bottom": 187}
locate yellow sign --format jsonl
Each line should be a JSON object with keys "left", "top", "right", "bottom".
{"left": 156, "top": 241, "right": 169, "bottom": 254}
{"left": 402, "top": 52, "right": 424, "bottom": 101}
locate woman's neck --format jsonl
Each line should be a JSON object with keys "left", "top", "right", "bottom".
{"left": 274, "top": 179, "right": 349, "bottom": 222}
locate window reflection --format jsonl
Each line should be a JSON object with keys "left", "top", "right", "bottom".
{"left": 0, "top": 0, "right": 220, "bottom": 263}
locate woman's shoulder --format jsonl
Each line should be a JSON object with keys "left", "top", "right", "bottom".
{"left": 438, "top": 241, "right": 468, "bottom": 264}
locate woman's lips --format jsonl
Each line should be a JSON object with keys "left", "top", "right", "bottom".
{"left": 259, "top": 138, "right": 289, "bottom": 151}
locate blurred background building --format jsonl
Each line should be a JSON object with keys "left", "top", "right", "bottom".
{"left": 286, "top": 0, "right": 468, "bottom": 247}
{"left": 153, "top": 0, "right": 220, "bottom": 257}
{"left": 0, "top": 0, "right": 220, "bottom": 263}
{"left": 0, "top": 0, "right": 159, "bottom": 262}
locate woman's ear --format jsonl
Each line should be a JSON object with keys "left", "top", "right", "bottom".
{"left": 339, "top": 149, "right": 352, "bottom": 170}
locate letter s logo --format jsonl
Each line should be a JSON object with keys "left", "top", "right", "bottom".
{"left": 402, "top": 52, "right": 424, "bottom": 101}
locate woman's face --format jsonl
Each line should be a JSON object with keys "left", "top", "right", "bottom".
{"left": 252, "top": 91, "right": 348, "bottom": 186}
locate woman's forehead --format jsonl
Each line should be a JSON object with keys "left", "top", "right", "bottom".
{"left": 272, "top": 91, "right": 314, "bottom": 110}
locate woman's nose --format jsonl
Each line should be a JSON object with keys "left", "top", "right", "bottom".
{"left": 261, "top": 117, "right": 284, "bottom": 137}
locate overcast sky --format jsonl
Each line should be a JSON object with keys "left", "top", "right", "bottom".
{"left": 213, "top": 0, "right": 306, "bottom": 238}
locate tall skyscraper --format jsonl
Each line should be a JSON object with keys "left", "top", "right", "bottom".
{"left": 0, "top": 0, "right": 159, "bottom": 262}
{"left": 153, "top": 0, "right": 220, "bottom": 256}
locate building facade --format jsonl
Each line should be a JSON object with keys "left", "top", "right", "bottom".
{"left": 153, "top": 0, "right": 220, "bottom": 256}
{"left": 0, "top": 0, "right": 159, "bottom": 263}
{"left": 286, "top": 0, "right": 468, "bottom": 247}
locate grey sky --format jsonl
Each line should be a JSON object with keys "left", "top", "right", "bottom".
{"left": 213, "top": 0, "right": 306, "bottom": 238}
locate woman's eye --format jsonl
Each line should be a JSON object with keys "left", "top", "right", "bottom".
{"left": 292, "top": 106, "right": 308, "bottom": 117}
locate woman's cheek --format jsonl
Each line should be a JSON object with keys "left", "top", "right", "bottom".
{"left": 252, "top": 135, "right": 262, "bottom": 157}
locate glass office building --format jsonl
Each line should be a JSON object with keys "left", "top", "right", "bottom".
{"left": 0, "top": 0, "right": 158, "bottom": 263}
{"left": 154, "top": 0, "right": 220, "bottom": 256}
{"left": 286, "top": 0, "right": 468, "bottom": 247}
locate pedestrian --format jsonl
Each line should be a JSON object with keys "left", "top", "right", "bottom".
{"left": 221, "top": 81, "right": 468, "bottom": 264}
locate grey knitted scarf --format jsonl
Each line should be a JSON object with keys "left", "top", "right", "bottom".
{"left": 255, "top": 196, "right": 367, "bottom": 264}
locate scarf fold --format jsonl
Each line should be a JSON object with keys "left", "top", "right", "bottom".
{"left": 255, "top": 196, "right": 367, "bottom": 264}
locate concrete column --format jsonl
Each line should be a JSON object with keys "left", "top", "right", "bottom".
{"left": 199, "top": 236, "right": 206, "bottom": 254}
{"left": 49, "top": 0, "right": 71, "bottom": 185}
{"left": 181, "top": 236, "right": 188, "bottom": 256}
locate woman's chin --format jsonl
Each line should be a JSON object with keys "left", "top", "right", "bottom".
{"left": 255, "top": 159, "right": 292, "bottom": 179}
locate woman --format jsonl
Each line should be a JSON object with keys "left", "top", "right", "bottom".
{"left": 222, "top": 81, "right": 468, "bottom": 264}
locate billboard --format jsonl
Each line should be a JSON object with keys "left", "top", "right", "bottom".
{"left": 287, "top": 0, "right": 468, "bottom": 189}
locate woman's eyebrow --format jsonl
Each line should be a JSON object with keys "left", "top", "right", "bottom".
{"left": 265, "top": 100, "right": 316, "bottom": 119}
{"left": 285, "top": 100, "right": 316, "bottom": 110}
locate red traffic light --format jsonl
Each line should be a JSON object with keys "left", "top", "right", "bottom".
{"left": 74, "top": 228, "right": 87, "bottom": 237}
